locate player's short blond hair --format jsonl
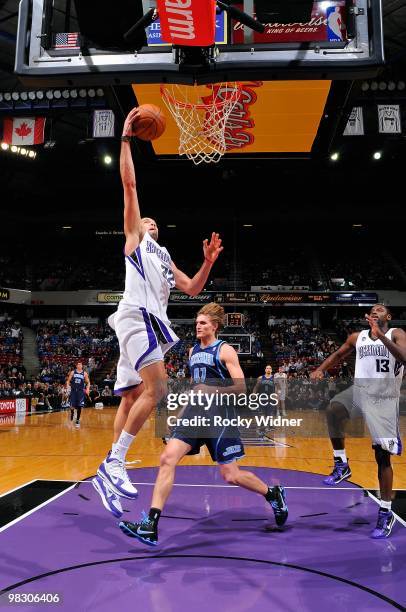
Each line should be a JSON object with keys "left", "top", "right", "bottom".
{"left": 197, "top": 303, "right": 225, "bottom": 331}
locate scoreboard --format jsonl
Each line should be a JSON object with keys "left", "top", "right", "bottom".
{"left": 226, "top": 313, "right": 244, "bottom": 327}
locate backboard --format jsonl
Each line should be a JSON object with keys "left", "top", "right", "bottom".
{"left": 15, "top": 0, "right": 384, "bottom": 86}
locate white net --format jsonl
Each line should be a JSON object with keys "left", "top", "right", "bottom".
{"left": 160, "top": 83, "right": 241, "bottom": 165}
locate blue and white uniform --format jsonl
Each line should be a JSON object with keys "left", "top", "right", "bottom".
{"left": 69, "top": 369, "right": 86, "bottom": 408}
{"left": 108, "top": 232, "right": 179, "bottom": 395}
{"left": 172, "top": 339, "right": 245, "bottom": 464}
{"left": 332, "top": 328, "right": 403, "bottom": 455}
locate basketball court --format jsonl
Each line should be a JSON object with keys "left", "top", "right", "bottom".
{"left": 1, "top": 408, "right": 405, "bottom": 610}
{"left": 1, "top": 0, "right": 406, "bottom": 610}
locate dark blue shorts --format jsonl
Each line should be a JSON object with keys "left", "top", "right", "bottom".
{"left": 171, "top": 433, "right": 245, "bottom": 464}
{"left": 70, "top": 391, "right": 85, "bottom": 408}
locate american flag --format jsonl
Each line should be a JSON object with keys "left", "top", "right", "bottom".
{"left": 54, "top": 32, "right": 80, "bottom": 49}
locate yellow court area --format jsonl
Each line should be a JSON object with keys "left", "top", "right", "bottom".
{"left": 2, "top": 408, "right": 405, "bottom": 495}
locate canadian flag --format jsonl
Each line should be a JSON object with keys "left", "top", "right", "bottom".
{"left": 2, "top": 117, "right": 46, "bottom": 145}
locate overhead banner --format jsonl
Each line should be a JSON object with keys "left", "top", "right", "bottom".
{"left": 97, "top": 291, "right": 378, "bottom": 305}
{"left": 232, "top": 1, "right": 347, "bottom": 44}
{"left": 148, "top": 9, "right": 227, "bottom": 45}
{"left": 378, "top": 105, "right": 402, "bottom": 134}
{"left": 343, "top": 107, "right": 364, "bottom": 136}
{"left": 93, "top": 110, "right": 115, "bottom": 138}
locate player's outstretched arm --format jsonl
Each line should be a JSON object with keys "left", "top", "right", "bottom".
{"left": 172, "top": 233, "right": 224, "bottom": 297}
{"left": 121, "top": 108, "right": 143, "bottom": 254}
{"left": 310, "top": 333, "right": 358, "bottom": 379}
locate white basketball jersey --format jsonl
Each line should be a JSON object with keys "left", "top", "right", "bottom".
{"left": 274, "top": 372, "right": 287, "bottom": 389}
{"left": 120, "top": 232, "right": 175, "bottom": 324}
{"left": 355, "top": 328, "right": 403, "bottom": 395}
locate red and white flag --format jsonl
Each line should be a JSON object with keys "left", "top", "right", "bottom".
{"left": 2, "top": 117, "right": 46, "bottom": 145}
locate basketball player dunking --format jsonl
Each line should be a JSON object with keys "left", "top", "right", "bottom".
{"left": 119, "top": 303, "right": 288, "bottom": 545}
{"left": 66, "top": 361, "right": 90, "bottom": 428}
{"left": 92, "top": 108, "right": 224, "bottom": 518}
{"left": 311, "top": 304, "right": 406, "bottom": 538}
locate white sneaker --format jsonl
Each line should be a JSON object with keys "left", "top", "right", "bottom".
{"left": 92, "top": 476, "right": 123, "bottom": 518}
{"left": 97, "top": 451, "right": 138, "bottom": 499}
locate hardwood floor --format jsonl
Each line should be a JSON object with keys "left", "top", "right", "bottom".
{"left": 1, "top": 408, "right": 405, "bottom": 494}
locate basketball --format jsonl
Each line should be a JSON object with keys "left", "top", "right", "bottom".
{"left": 132, "top": 104, "right": 166, "bottom": 141}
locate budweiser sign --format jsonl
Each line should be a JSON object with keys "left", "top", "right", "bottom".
{"left": 233, "top": 1, "right": 347, "bottom": 44}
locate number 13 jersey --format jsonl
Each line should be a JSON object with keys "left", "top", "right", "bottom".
{"left": 355, "top": 328, "right": 404, "bottom": 389}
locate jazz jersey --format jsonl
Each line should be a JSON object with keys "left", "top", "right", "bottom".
{"left": 121, "top": 231, "right": 175, "bottom": 325}
{"left": 257, "top": 374, "right": 275, "bottom": 394}
{"left": 70, "top": 369, "right": 86, "bottom": 407}
{"left": 71, "top": 369, "right": 85, "bottom": 393}
{"left": 171, "top": 339, "right": 245, "bottom": 464}
{"left": 189, "top": 339, "right": 231, "bottom": 385}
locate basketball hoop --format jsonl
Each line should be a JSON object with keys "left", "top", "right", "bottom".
{"left": 160, "top": 82, "right": 241, "bottom": 165}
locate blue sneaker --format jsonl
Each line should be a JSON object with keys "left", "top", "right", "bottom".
{"left": 97, "top": 451, "right": 138, "bottom": 499}
{"left": 269, "top": 485, "right": 288, "bottom": 527}
{"left": 371, "top": 510, "right": 395, "bottom": 539}
{"left": 119, "top": 511, "right": 158, "bottom": 546}
{"left": 92, "top": 476, "right": 123, "bottom": 518}
{"left": 323, "top": 460, "right": 351, "bottom": 485}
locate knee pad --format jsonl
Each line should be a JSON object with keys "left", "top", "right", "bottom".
{"left": 374, "top": 446, "right": 391, "bottom": 468}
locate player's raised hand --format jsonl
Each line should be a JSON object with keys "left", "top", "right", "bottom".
{"left": 203, "top": 232, "right": 224, "bottom": 264}
{"left": 365, "top": 313, "right": 384, "bottom": 338}
{"left": 122, "top": 107, "right": 140, "bottom": 137}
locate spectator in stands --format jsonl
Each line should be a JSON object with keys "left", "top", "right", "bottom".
{"left": 89, "top": 384, "right": 102, "bottom": 405}
{"left": 101, "top": 385, "right": 112, "bottom": 406}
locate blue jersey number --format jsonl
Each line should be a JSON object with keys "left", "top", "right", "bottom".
{"left": 161, "top": 264, "right": 175, "bottom": 288}
{"left": 193, "top": 367, "right": 206, "bottom": 384}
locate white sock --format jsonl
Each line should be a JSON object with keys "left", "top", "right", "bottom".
{"left": 380, "top": 500, "right": 392, "bottom": 512}
{"left": 333, "top": 449, "right": 347, "bottom": 463}
{"left": 110, "top": 431, "right": 135, "bottom": 462}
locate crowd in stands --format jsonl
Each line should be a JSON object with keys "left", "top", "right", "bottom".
{"left": 34, "top": 321, "right": 118, "bottom": 384}
{"left": 0, "top": 310, "right": 394, "bottom": 410}
{"left": 0, "top": 318, "right": 120, "bottom": 405}
{"left": 2, "top": 240, "right": 405, "bottom": 292}
{"left": 0, "top": 314, "right": 25, "bottom": 393}
{"left": 268, "top": 319, "right": 340, "bottom": 376}
{"left": 0, "top": 379, "right": 118, "bottom": 410}
{"left": 164, "top": 324, "right": 194, "bottom": 380}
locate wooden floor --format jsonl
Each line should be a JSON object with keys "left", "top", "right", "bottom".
{"left": 1, "top": 408, "right": 406, "bottom": 495}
